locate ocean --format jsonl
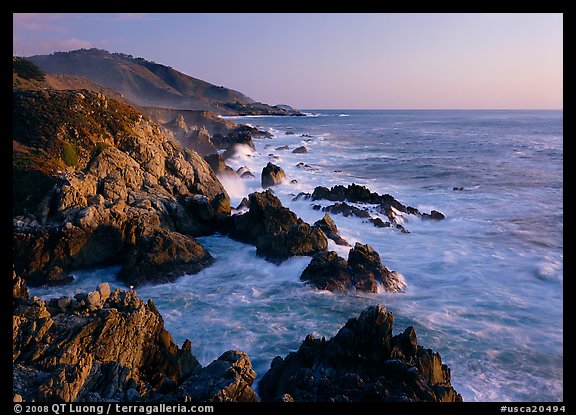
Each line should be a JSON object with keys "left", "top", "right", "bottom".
{"left": 30, "top": 109, "right": 563, "bottom": 402}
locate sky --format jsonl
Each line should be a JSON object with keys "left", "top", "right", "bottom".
{"left": 13, "top": 13, "right": 563, "bottom": 109}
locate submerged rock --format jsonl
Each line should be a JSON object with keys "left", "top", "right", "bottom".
{"left": 261, "top": 162, "right": 286, "bottom": 188}
{"left": 422, "top": 210, "right": 446, "bottom": 221}
{"left": 229, "top": 190, "right": 327, "bottom": 263}
{"left": 259, "top": 305, "right": 462, "bottom": 402}
{"left": 292, "top": 146, "right": 308, "bottom": 154}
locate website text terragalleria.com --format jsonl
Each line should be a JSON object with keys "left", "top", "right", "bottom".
{"left": 13, "top": 404, "right": 214, "bottom": 415}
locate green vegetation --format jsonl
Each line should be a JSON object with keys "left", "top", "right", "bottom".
{"left": 13, "top": 57, "right": 46, "bottom": 81}
{"left": 62, "top": 142, "right": 79, "bottom": 166}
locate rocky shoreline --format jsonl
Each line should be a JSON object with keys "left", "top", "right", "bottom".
{"left": 12, "top": 57, "right": 460, "bottom": 403}
{"left": 13, "top": 279, "right": 460, "bottom": 402}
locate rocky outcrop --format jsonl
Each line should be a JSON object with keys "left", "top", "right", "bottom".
{"left": 203, "top": 153, "right": 240, "bottom": 179}
{"left": 300, "top": 251, "right": 351, "bottom": 292}
{"left": 183, "top": 127, "right": 218, "bottom": 156}
{"left": 13, "top": 89, "right": 230, "bottom": 286}
{"left": 261, "top": 162, "right": 286, "bottom": 188}
{"left": 13, "top": 287, "right": 200, "bottom": 402}
{"left": 229, "top": 190, "right": 328, "bottom": 263}
{"left": 313, "top": 213, "right": 350, "bottom": 246}
{"left": 117, "top": 229, "right": 214, "bottom": 288}
{"left": 300, "top": 243, "right": 405, "bottom": 293}
{"left": 13, "top": 286, "right": 258, "bottom": 402}
{"left": 13, "top": 269, "right": 29, "bottom": 308}
{"left": 259, "top": 305, "right": 462, "bottom": 402}
{"left": 320, "top": 202, "right": 371, "bottom": 219}
{"left": 168, "top": 351, "right": 259, "bottom": 402}
{"left": 311, "top": 184, "right": 444, "bottom": 231}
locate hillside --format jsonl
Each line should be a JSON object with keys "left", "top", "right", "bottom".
{"left": 28, "top": 49, "right": 301, "bottom": 115}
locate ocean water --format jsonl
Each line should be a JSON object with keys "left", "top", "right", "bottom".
{"left": 31, "top": 110, "right": 563, "bottom": 402}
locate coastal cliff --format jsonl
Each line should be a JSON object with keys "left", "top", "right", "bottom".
{"left": 12, "top": 57, "right": 462, "bottom": 403}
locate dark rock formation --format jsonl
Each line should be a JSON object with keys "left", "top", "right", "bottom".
{"left": 275, "top": 145, "right": 289, "bottom": 151}
{"left": 312, "top": 183, "right": 414, "bottom": 213}
{"left": 348, "top": 243, "right": 405, "bottom": 292}
{"left": 236, "top": 166, "right": 252, "bottom": 177}
{"left": 13, "top": 286, "right": 258, "bottom": 402}
{"left": 312, "top": 184, "right": 445, "bottom": 230}
{"left": 259, "top": 305, "right": 462, "bottom": 402}
{"left": 300, "top": 251, "right": 352, "bottom": 292}
{"left": 369, "top": 217, "right": 390, "bottom": 228}
{"left": 301, "top": 243, "right": 405, "bottom": 293}
{"left": 422, "top": 210, "right": 446, "bottom": 221}
{"left": 313, "top": 213, "right": 350, "bottom": 246}
{"left": 322, "top": 202, "right": 371, "bottom": 219}
{"left": 203, "top": 153, "right": 239, "bottom": 179}
{"left": 168, "top": 351, "right": 259, "bottom": 402}
{"left": 261, "top": 162, "right": 286, "bottom": 188}
{"left": 229, "top": 190, "right": 327, "bottom": 263}
{"left": 212, "top": 127, "right": 255, "bottom": 152}
{"left": 117, "top": 229, "right": 214, "bottom": 288}
{"left": 292, "top": 146, "right": 308, "bottom": 154}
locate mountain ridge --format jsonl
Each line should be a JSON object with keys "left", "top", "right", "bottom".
{"left": 28, "top": 48, "right": 301, "bottom": 116}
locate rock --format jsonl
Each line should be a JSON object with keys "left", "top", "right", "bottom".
{"left": 259, "top": 305, "right": 462, "bottom": 402}
{"left": 13, "top": 394, "right": 23, "bottom": 402}
{"left": 13, "top": 89, "right": 230, "bottom": 287}
{"left": 241, "top": 171, "right": 255, "bottom": 179}
{"left": 183, "top": 127, "right": 217, "bottom": 156}
{"left": 13, "top": 287, "right": 202, "bottom": 402}
{"left": 229, "top": 190, "right": 327, "bottom": 263}
{"left": 292, "top": 192, "right": 311, "bottom": 201}
{"left": 300, "top": 243, "right": 404, "bottom": 294}
{"left": 57, "top": 297, "right": 72, "bottom": 311}
{"left": 422, "top": 210, "right": 446, "bottom": 221}
{"left": 117, "top": 229, "right": 214, "bottom": 288}
{"left": 261, "top": 162, "right": 286, "bottom": 188}
{"left": 290, "top": 179, "right": 298, "bottom": 184}
{"left": 97, "top": 282, "right": 111, "bottom": 301}
{"left": 312, "top": 183, "right": 417, "bottom": 214}
{"left": 292, "top": 146, "right": 308, "bottom": 154}
{"left": 275, "top": 145, "right": 289, "bottom": 150}
{"left": 300, "top": 251, "right": 351, "bottom": 292}
{"left": 453, "top": 187, "right": 464, "bottom": 191}
{"left": 322, "top": 202, "right": 371, "bottom": 219}
{"left": 203, "top": 153, "right": 227, "bottom": 173}
{"left": 285, "top": 131, "right": 295, "bottom": 135}
{"left": 125, "top": 388, "right": 140, "bottom": 402}
{"left": 348, "top": 243, "right": 405, "bottom": 293}
{"left": 86, "top": 290, "right": 102, "bottom": 311}
{"left": 169, "top": 350, "right": 259, "bottom": 402}
{"left": 313, "top": 213, "right": 350, "bottom": 246}
{"left": 369, "top": 217, "right": 390, "bottom": 228}
{"left": 13, "top": 269, "right": 29, "bottom": 307}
